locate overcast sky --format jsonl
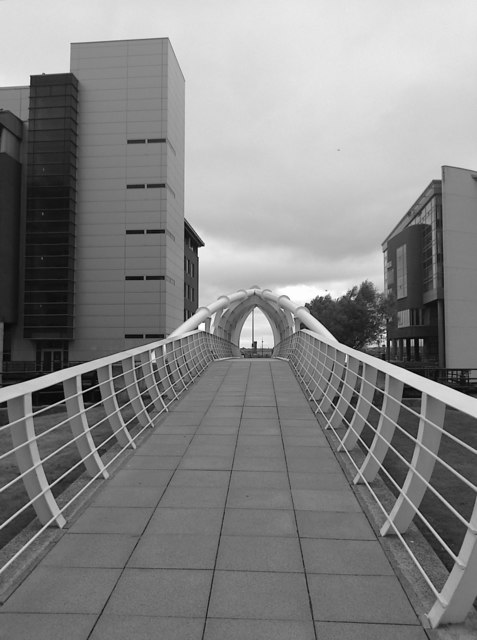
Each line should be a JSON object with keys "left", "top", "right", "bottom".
{"left": 2, "top": 0, "right": 477, "bottom": 345}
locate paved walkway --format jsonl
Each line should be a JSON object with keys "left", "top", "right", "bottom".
{"left": 0, "top": 359, "right": 429, "bottom": 639}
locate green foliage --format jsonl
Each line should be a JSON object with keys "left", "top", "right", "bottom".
{"left": 305, "top": 280, "right": 389, "bottom": 350}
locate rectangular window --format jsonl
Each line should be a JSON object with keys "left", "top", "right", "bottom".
{"left": 147, "top": 138, "right": 166, "bottom": 144}
{"left": 145, "top": 333, "right": 165, "bottom": 339}
{"left": 125, "top": 276, "right": 144, "bottom": 281}
{"left": 397, "top": 309, "right": 410, "bottom": 328}
{"left": 127, "top": 139, "right": 146, "bottom": 144}
{"left": 126, "top": 184, "right": 146, "bottom": 189}
{"left": 396, "top": 244, "right": 407, "bottom": 299}
{"left": 145, "top": 275, "right": 165, "bottom": 280}
{"left": 126, "top": 229, "right": 145, "bottom": 234}
{"left": 146, "top": 183, "right": 166, "bottom": 189}
{"left": 146, "top": 229, "right": 165, "bottom": 234}
{"left": 125, "top": 333, "right": 144, "bottom": 338}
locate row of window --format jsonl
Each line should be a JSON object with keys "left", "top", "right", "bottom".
{"left": 125, "top": 333, "right": 165, "bottom": 339}
{"left": 125, "top": 275, "right": 175, "bottom": 284}
{"left": 126, "top": 183, "right": 176, "bottom": 198}
{"left": 184, "top": 283, "right": 195, "bottom": 302}
{"left": 184, "top": 256, "right": 195, "bottom": 278}
{"left": 126, "top": 228, "right": 175, "bottom": 241}
{"left": 396, "top": 308, "right": 424, "bottom": 328}
{"left": 127, "top": 183, "right": 165, "bottom": 189}
{"left": 127, "top": 137, "right": 176, "bottom": 155}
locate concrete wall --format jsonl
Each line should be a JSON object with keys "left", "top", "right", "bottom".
{"left": 70, "top": 38, "right": 185, "bottom": 361}
{"left": 442, "top": 165, "right": 477, "bottom": 368}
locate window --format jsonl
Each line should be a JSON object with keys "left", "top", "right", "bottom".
{"left": 126, "top": 184, "right": 145, "bottom": 189}
{"left": 145, "top": 333, "right": 165, "bottom": 339}
{"left": 125, "top": 276, "right": 144, "bottom": 281}
{"left": 397, "top": 309, "right": 410, "bottom": 328}
{"left": 125, "top": 333, "right": 144, "bottom": 339}
{"left": 147, "top": 138, "right": 166, "bottom": 144}
{"left": 396, "top": 244, "right": 407, "bottom": 299}
{"left": 146, "top": 229, "right": 165, "bottom": 234}
{"left": 126, "top": 229, "right": 145, "bottom": 234}
{"left": 127, "top": 139, "right": 146, "bottom": 144}
{"left": 147, "top": 183, "right": 166, "bottom": 189}
{"left": 145, "top": 275, "right": 165, "bottom": 280}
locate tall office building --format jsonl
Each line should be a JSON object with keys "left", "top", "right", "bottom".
{"left": 382, "top": 165, "right": 477, "bottom": 370}
{"left": 0, "top": 38, "right": 202, "bottom": 377}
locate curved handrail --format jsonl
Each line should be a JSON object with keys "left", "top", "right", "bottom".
{"left": 0, "top": 330, "right": 234, "bottom": 580}
{"left": 276, "top": 329, "right": 477, "bottom": 628}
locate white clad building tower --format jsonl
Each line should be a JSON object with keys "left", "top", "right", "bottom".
{"left": 0, "top": 38, "right": 196, "bottom": 375}
{"left": 70, "top": 39, "right": 185, "bottom": 361}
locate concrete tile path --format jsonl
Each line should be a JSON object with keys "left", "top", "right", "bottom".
{"left": 0, "top": 359, "right": 429, "bottom": 639}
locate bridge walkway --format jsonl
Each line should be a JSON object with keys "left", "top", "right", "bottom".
{"left": 0, "top": 359, "right": 429, "bottom": 639}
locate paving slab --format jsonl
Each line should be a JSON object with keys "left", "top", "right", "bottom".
{"left": 314, "top": 621, "right": 428, "bottom": 640}
{"left": 0, "top": 358, "right": 431, "bottom": 639}
{"left": 2, "top": 567, "right": 121, "bottom": 614}
{"left": 41, "top": 533, "right": 138, "bottom": 568}
{"left": 103, "top": 568, "right": 212, "bottom": 617}
{"left": 0, "top": 613, "right": 97, "bottom": 640}
{"left": 208, "top": 570, "right": 312, "bottom": 621}
{"left": 308, "top": 574, "right": 419, "bottom": 624}
{"left": 204, "top": 618, "right": 316, "bottom": 640}
{"left": 216, "top": 535, "right": 303, "bottom": 572}
{"left": 222, "top": 507, "right": 296, "bottom": 537}
{"left": 128, "top": 533, "right": 219, "bottom": 569}
{"left": 89, "top": 615, "right": 204, "bottom": 640}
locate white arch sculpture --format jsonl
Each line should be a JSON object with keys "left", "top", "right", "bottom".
{"left": 170, "top": 285, "right": 336, "bottom": 348}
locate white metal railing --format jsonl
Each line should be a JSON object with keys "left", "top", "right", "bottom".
{"left": 274, "top": 329, "right": 477, "bottom": 628}
{"left": 0, "top": 330, "right": 233, "bottom": 581}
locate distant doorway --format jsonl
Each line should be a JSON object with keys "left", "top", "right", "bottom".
{"left": 41, "top": 349, "right": 63, "bottom": 372}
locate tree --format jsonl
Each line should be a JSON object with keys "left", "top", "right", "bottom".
{"left": 305, "top": 280, "right": 389, "bottom": 350}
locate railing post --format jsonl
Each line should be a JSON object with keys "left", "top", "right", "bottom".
{"left": 140, "top": 350, "right": 168, "bottom": 412}
{"left": 354, "top": 376, "right": 404, "bottom": 484}
{"left": 338, "top": 363, "right": 378, "bottom": 451}
{"left": 164, "top": 341, "right": 187, "bottom": 391}
{"left": 381, "top": 393, "right": 444, "bottom": 534}
{"left": 97, "top": 365, "right": 136, "bottom": 449}
{"left": 309, "top": 341, "right": 330, "bottom": 404}
{"left": 8, "top": 394, "right": 66, "bottom": 527}
{"left": 63, "top": 376, "right": 109, "bottom": 479}
{"left": 121, "top": 356, "right": 153, "bottom": 428}
{"left": 328, "top": 356, "right": 360, "bottom": 430}
{"left": 427, "top": 500, "right": 477, "bottom": 627}
{"left": 319, "top": 347, "right": 346, "bottom": 414}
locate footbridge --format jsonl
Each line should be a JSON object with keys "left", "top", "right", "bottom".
{"left": 1, "top": 286, "right": 477, "bottom": 638}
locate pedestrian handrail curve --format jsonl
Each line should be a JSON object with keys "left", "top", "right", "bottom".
{"left": 274, "top": 329, "right": 477, "bottom": 628}
{"left": 1, "top": 309, "right": 477, "bottom": 627}
{"left": 0, "top": 330, "right": 234, "bottom": 582}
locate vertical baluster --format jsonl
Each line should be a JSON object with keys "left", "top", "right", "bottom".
{"left": 320, "top": 348, "right": 346, "bottom": 414}
{"left": 8, "top": 394, "right": 66, "bottom": 527}
{"left": 428, "top": 499, "right": 477, "bottom": 627}
{"left": 354, "top": 375, "right": 403, "bottom": 483}
{"left": 338, "top": 363, "right": 378, "bottom": 450}
{"left": 140, "top": 351, "right": 168, "bottom": 411}
{"left": 381, "top": 393, "right": 444, "bottom": 534}
{"left": 121, "top": 356, "right": 152, "bottom": 427}
{"left": 63, "top": 375, "right": 109, "bottom": 479}
{"left": 328, "top": 356, "right": 360, "bottom": 431}
{"left": 97, "top": 365, "right": 136, "bottom": 449}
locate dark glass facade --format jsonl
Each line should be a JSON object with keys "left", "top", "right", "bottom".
{"left": 24, "top": 74, "right": 78, "bottom": 340}
{"left": 383, "top": 181, "right": 445, "bottom": 368}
